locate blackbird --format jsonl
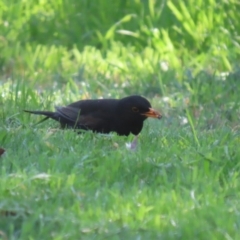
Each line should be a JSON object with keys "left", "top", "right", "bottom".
{"left": 24, "top": 95, "right": 162, "bottom": 136}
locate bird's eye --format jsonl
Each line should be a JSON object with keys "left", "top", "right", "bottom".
{"left": 132, "top": 107, "right": 139, "bottom": 112}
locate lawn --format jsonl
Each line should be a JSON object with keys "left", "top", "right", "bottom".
{"left": 1, "top": 0, "right": 240, "bottom": 239}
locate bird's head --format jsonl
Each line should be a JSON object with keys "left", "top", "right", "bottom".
{"left": 118, "top": 95, "right": 162, "bottom": 121}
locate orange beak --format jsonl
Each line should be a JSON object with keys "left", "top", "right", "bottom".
{"left": 142, "top": 108, "right": 162, "bottom": 119}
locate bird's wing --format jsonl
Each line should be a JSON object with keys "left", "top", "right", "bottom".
{"left": 55, "top": 106, "right": 103, "bottom": 129}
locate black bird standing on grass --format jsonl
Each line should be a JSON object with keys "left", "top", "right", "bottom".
{"left": 24, "top": 95, "right": 162, "bottom": 136}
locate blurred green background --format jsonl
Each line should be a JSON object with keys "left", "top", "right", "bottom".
{"left": 1, "top": 0, "right": 239, "bottom": 79}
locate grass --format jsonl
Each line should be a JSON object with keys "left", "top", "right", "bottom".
{"left": 1, "top": 0, "right": 240, "bottom": 239}
{"left": 1, "top": 71, "right": 240, "bottom": 239}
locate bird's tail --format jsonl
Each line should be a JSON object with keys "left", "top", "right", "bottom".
{"left": 24, "top": 110, "right": 56, "bottom": 125}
